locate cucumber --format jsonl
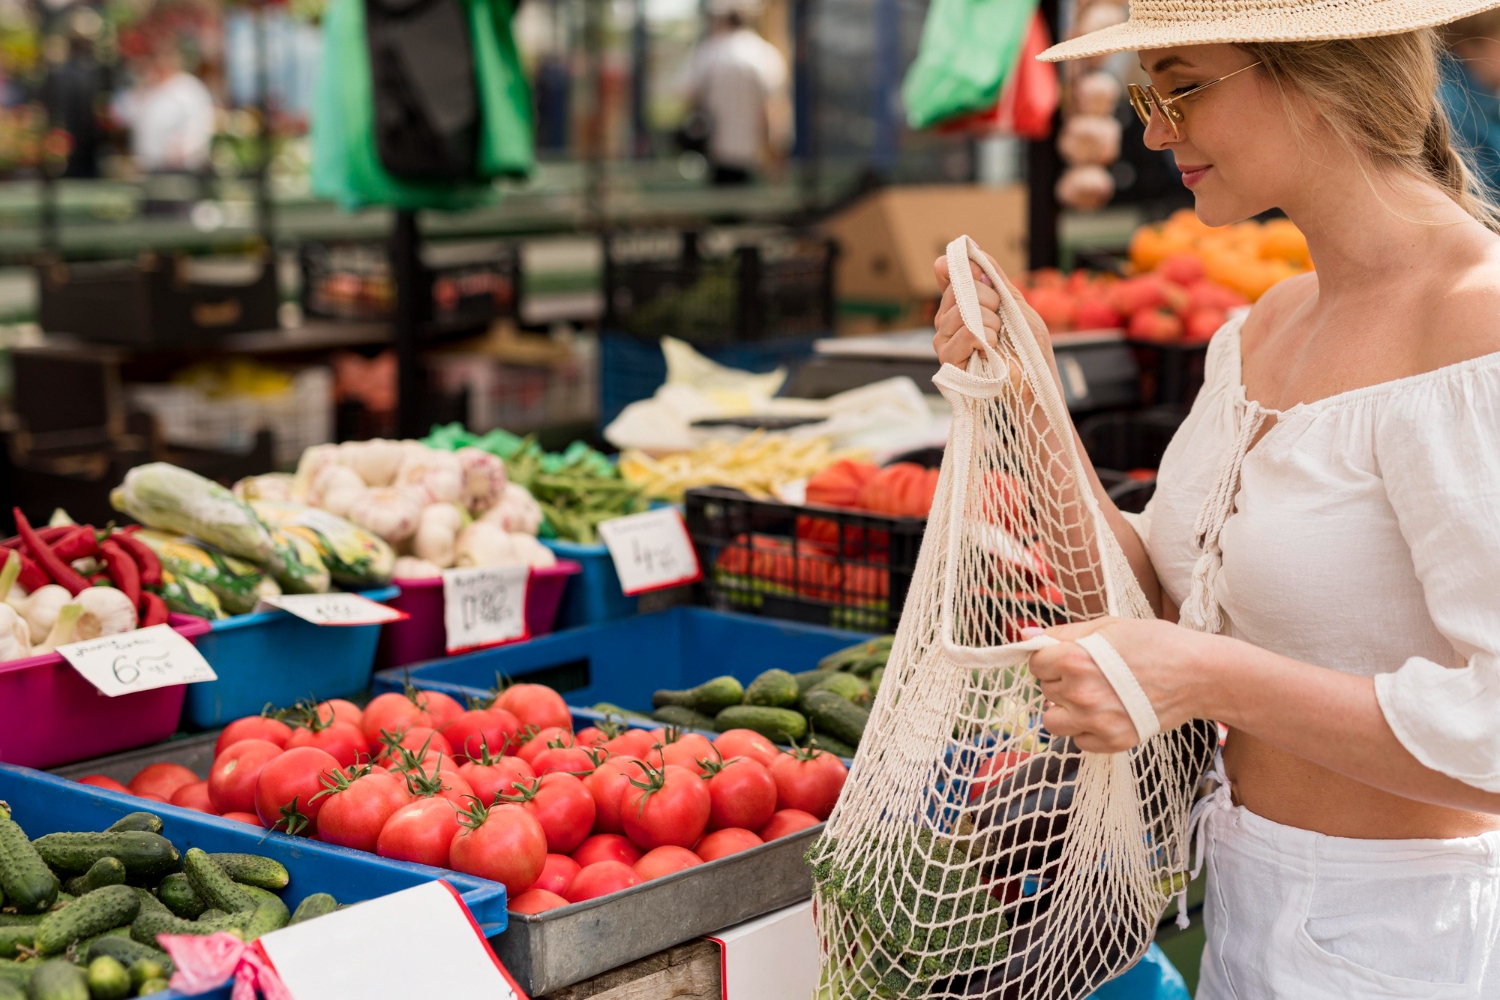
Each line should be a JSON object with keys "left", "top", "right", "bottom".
{"left": 242, "top": 897, "right": 290, "bottom": 940}
{"left": 84, "top": 956, "right": 130, "bottom": 1000}
{"left": 102, "top": 814, "right": 161, "bottom": 836}
{"left": 846, "top": 652, "right": 887, "bottom": 679}
{"left": 0, "top": 959, "right": 35, "bottom": 989}
{"left": 0, "top": 806, "right": 59, "bottom": 914}
{"left": 236, "top": 885, "right": 281, "bottom": 908}
{"left": 61, "top": 858, "right": 125, "bottom": 898}
{"left": 652, "top": 676, "right": 744, "bottom": 716}
{"left": 207, "top": 854, "right": 289, "bottom": 892}
{"left": 713, "top": 706, "right": 807, "bottom": 745}
{"left": 869, "top": 666, "right": 884, "bottom": 696}
{"left": 183, "top": 850, "right": 254, "bottom": 915}
{"left": 23, "top": 960, "right": 86, "bottom": 1000}
{"left": 801, "top": 691, "right": 868, "bottom": 747}
{"left": 591, "top": 703, "right": 654, "bottom": 724}
{"left": 792, "top": 670, "right": 828, "bottom": 693}
{"left": 0, "top": 978, "right": 19, "bottom": 1000}
{"left": 197, "top": 910, "right": 228, "bottom": 922}
{"left": 651, "top": 706, "right": 718, "bottom": 731}
{"left": 289, "top": 893, "right": 337, "bottom": 925}
{"left": 743, "top": 670, "right": 799, "bottom": 708}
{"left": 136, "top": 978, "right": 169, "bottom": 997}
{"left": 127, "top": 961, "right": 166, "bottom": 994}
{"left": 83, "top": 938, "right": 172, "bottom": 978}
{"left": 130, "top": 910, "right": 242, "bottom": 948}
{"left": 30, "top": 834, "right": 178, "bottom": 886}
{"left": 0, "top": 918, "right": 41, "bottom": 929}
{"left": 153, "top": 875, "right": 205, "bottom": 920}
{"left": 34, "top": 885, "right": 138, "bottom": 956}
{"left": 808, "top": 732, "right": 858, "bottom": 759}
{"left": 0, "top": 928, "right": 33, "bottom": 960}
{"left": 803, "top": 672, "right": 870, "bottom": 708}
{"left": 130, "top": 889, "right": 169, "bottom": 919}
{"left": 815, "top": 636, "right": 891, "bottom": 672}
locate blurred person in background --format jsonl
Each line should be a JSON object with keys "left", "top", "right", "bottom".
{"left": 682, "top": 0, "right": 789, "bottom": 186}
{"left": 113, "top": 38, "right": 215, "bottom": 176}
{"left": 41, "top": 8, "right": 107, "bottom": 178}
{"left": 1441, "top": 12, "right": 1500, "bottom": 196}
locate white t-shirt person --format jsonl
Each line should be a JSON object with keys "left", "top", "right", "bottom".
{"left": 684, "top": 18, "right": 788, "bottom": 178}
{"left": 116, "top": 65, "right": 215, "bottom": 173}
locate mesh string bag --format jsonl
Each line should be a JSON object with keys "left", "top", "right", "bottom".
{"left": 809, "top": 235, "right": 1218, "bottom": 1000}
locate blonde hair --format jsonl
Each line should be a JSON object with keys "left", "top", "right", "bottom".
{"left": 1242, "top": 30, "right": 1500, "bottom": 230}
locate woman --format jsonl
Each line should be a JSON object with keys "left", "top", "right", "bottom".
{"left": 932, "top": 2, "right": 1500, "bottom": 997}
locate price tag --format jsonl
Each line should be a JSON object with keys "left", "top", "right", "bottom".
{"left": 58, "top": 624, "right": 218, "bottom": 698}
{"left": 597, "top": 508, "right": 702, "bottom": 596}
{"left": 259, "top": 593, "right": 409, "bottom": 626}
{"left": 442, "top": 564, "right": 529, "bottom": 653}
{"left": 706, "top": 900, "right": 818, "bottom": 1000}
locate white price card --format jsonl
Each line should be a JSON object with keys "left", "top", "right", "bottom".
{"left": 706, "top": 900, "right": 819, "bottom": 1000}
{"left": 58, "top": 623, "right": 218, "bottom": 698}
{"left": 258, "top": 880, "right": 528, "bottom": 1000}
{"left": 596, "top": 508, "right": 702, "bottom": 596}
{"left": 259, "top": 593, "right": 408, "bottom": 626}
{"left": 442, "top": 564, "right": 530, "bottom": 653}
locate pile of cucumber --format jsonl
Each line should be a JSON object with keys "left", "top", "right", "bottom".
{"left": 635, "top": 636, "right": 893, "bottom": 757}
{"left": 0, "top": 805, "right": 339, "bottom": 1000}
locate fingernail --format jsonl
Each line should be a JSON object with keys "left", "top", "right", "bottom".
{"left": 1019, "top": 626, "right": 1043, "bottom": 638}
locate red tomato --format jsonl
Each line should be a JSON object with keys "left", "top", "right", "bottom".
{"left": 509, "top": 889, "right": 569, "bottom": 915}
{"left": 315, "top": 699, "right": 364, "bottom": 729}
{"left": 315, "top": 769, "right": 411, "bottom": 853}
{"left": 695, "top": 828, "right": 763, "bottom": 861}
{"left": 712, "top": 729, "right": 780, "bottom": 768}
{"left": 572, "top": 833, "right": 641, "bottom": 868}
{"left": 208, "top": 739, "right": 283, "bottom": 815}
{"left": 254, "top": 746, "right": 339, "bottom": 835}
{"left": 574, "top": 727, "right": 607, "bottom": 748}
{"left": 564, "top": 860, "right": 641, "bottom": 903}
{"left": 581, "top": 759, "right": 644, "bottom": 835}
{"left": 656, "top": 733, "right": 717, "bottom": 775}
{"left": 458, "top": 754, "right": 536, "bottom": 807}
{"left": 532, "top": 745, "right": 601, "bottom": 778}
{"left": 285, "top": 720, "right": 368, "bottom": 769}
{"left": 702, "top": 757, "right": 777, "bottom": 832}
{"left": 360, "top": 692, "right": 432, "bottom": 746}
{"left": 620, "top": 764, "right": 711, "bottom": 851}
{"left": 967, "top": 751, "right": 1033, "bottom": 801}
{"left": 769, "top": 749, "right": 847, "bottom": 820}
{"left": 634, "top": 846, "right": 703, "bottom": 881}
{"left": 533, "top": 854, "right": 581, "bottom": 897}
{"left": 505, "top": 773, "right": 596, "bottom": 856}
{"left": 759, "top": 809, "right": 822, "bottom": 840}
{"left": 77, "top": 775, "right": 130, "bottom": 794}
{"left": 215, "top": 716, "right": 292, "bottom": 757}
{"left": 129, "top": 762, "right": 199, "bottom": 800}
{"left": 372, "top": 726, "right": 453, "bottom": 766}
{"left": 515, "top": 727, "right": 572, "bottom": 766}
{"left": 602, "top": 728, "right": 659, "bottom": 761}
{"left": 403, "top": 763, "right": 475, "bottom": 806}
{"left": 220, "top": 811, "right": 264, "bottom": 826}
{"left": 169, "top": 780, "right": 215, "bottom": 814}
{"left": 376, "top": 797, "right": 459, "bottom": 868}
{"left": 417, "top": 690, "right": 466, "bottom": 731}
{"left": 444, "top": 708, "right": 522, "bottom": 763}
{"left": 496, "top": 683, "right": 571, "bottom": 732}
{"left": 448, "top": 802, "right": 548, "bottom": 895}
{"left": 136, "top": 793, "right": 168, "bottom": 803}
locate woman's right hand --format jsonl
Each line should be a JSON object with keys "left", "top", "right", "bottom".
{"left": 932, "top": 253, "right": 1058, "bottom": 370}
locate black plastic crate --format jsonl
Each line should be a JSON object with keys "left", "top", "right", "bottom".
{"left": 1080, "top": 406, "right": 1185, "bottom": 515}
{"left": 1126, "top": 339, "right": 1209, "bottom": 407}
{"left": 684, "top": 486, "right": 924, "bottom": 632}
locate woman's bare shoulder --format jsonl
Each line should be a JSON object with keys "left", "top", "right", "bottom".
{"left": 1239, "top": 271, "right": 1318, "bottom": 356}
{"left": 1426, "top": 248, "right": 1500, "bottom": 370}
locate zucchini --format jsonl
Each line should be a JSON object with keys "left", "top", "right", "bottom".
{"left": 808, "top": 732, "right": 858, "bottom": 759}
{"left": 0, "top": 928, "right": 33, "bottom": 960}
{"left": 242, "top": 896, "right": 290, "bottom": 940}
{"left": 22, "top": 960, "right": 86, "bottom": 1000}
{"left": 34, "top": 885, "right": 138, "bottom": 956}
{"left": 208, "top": 854, "right": 289, "bottom": 892}
{"left": 801, "top": 691, "right": 868, "bottom": 747}
{"left": 744, "top": 670, "right": 799, "bottom": 708}
{"left": 30, "top": 833, "right": 179, "bottom": 886}
{"left": 803, "top": 672, "right": 870, "bottom": 708}
{"left": 0, "top": 806, "right": 58, "bottom": 914}
{"left": 61, "top": 858, "right": 126, "bottom": 898}
{"left": 102, "top": 814, "right": 161, "bottom": 835}
{"left": 154, "top": 874, "right": 205, "bottom": 920}
{"left": 83, "top": 937, "right": 173, "bottom": 978}
{"left": 289, "top": 893, "right": 337, "bottom": 925}
{"left": 652, "top": 676, "right": 744, "bottom": 716}
{"left": 83, "top": 956, "right": 130, "bottom": 1000}
{"left": 130, "top": 910, "right": 242, "bottom": 948}
{"left": 651, "top": 706, "right": 718, "bottom": 731}
{"left": 183, "top": 851, "right": 254, "bottom": 914}
{"left": 713, "top": 706, "right": 807, "bottom": 745}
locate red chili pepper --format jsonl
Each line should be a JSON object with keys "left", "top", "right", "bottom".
{"left": 1, "top": 525, "right": 76, "bottom": 549}
{"left": 88, "top": 573, "right": 110, "bottom": 587}
{"left": 139, "top": 591, "right": 169, "bottom": 627}
{"left": 99, "top": 538, "right": 141, "bottom": 609}
{"left": 13, "top": 508, "right": 90, "bottom": 596}
{"left": 110, "top": 530, "right": 161, "bottom": 587}
{"left": 14, "top": 552, "right": 46, "bottom": 592}
{"left": 51, "top": 527, "right": 99, "bottom": 562}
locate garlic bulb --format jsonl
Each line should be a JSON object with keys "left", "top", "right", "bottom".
{"left": 0, "top": 603, "right": 30, "bottom": 662}
{"left": 395, "top": 449, "right": 463, "bottom": 505}
{"left": 456, "top": 448, "right": 507, "bottom": 516}
{"left": 76, "top": 587, "right": 139, "bottom": 637}
{"left": 233, "top": 473, "right": 295, "bottom": 502}
{"left": 292, "top": 444, "right": 341, "bottom": 502}
{"left": 32, "top": 603, "right": 82, "bottom": 655}
{"left": 514, "top": 535, "right": 557, "bottom": 569}
{"left": 5, "top": 583, "right": 27, "bottom": 614}
{"left": 413, "top": 503, "right": 464, "bottom": 569}
{"left": 321, "top": 483, "right": 367, "bottom": 520}
{"left": 23, "top": 585, "right": 72, "bottom": 644}
{"left": 455, "top": 522, "right": 517, "bottom": 567}
{"left": 339, "top": 438, "right": 406, "bottom": 487}
{"left": 309, "top": 464, "right": 365, "bottom": 507}
{"left": 392, "top": 556, "right": 445, "bottom": 580}
{"left": 480, "top": 483, "right": 544, "bottom": 536}
{"left": 347, "top": 487, "right": 423, "bottom": 544}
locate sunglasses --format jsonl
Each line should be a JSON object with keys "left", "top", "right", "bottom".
{"left": 1127, "top": 61, "right": 1262, "bottom": 139}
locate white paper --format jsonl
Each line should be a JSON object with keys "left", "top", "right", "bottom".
{"left": 58, "top": 623, "right": 217, "bottom": 698}
{"left": 596, "top": 508, "right": 702, "bottom": 596}
{"left": 260, "top": 593, "right": 407, "bottom": 626}
{"left": 707, "top": 900, "right": 818, "bottom": 1000}
{"left": 442, "top": 564, "right": 529, "bottom": 653}
{"left": 259, "top": 880, "right": 524, "bottom": 1000}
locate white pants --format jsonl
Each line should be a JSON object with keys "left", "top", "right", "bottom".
{"left": 1197, "top": 793, "right": 1500, "bottom": 998}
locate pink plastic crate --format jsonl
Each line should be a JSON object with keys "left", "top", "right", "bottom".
{"left": 0, "top": 614, "right": 211, "bottom": 770}
{"left": 375, "top": 561, "right": 581, "bottom": 669}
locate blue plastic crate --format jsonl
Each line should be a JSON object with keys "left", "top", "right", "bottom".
{"left": 183, "top": 586, "right": 401, "bottom": 729}
{"left": 539, "top": 539, "right": 637, "bottom": 629}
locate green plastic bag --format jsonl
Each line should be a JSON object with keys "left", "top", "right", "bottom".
{"left": 901, "top": 0, "right": 1038, "bottom": 130}
{"left": 311, "top": 0, "right": 534, "bottom": 210}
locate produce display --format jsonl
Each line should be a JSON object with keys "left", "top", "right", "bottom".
{"left": 0, "top": 804, "right": 340, "bottom": 998}
{"left": 804, "top": 461, "right": 939, "bottom": 518}
{"left": 619, "top": 434, "right": 864, "bottom": 503}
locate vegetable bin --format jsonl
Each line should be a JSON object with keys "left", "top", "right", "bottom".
{"left": 0, "top": 614, "right": 210, "bottom": 770}
{"left": 540, "top": 538, "right": 638, "bottom": 628}
{"left": 374, "top": 562, "right": 581, "bottom": 669}
{"left": 183, "top": 586, "right": 399, "bottom": 729}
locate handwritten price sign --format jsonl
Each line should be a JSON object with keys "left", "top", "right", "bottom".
{"left": 262, "top": 593, "right": 408, "bottom": 626}
{"left": 597, "top": 508, "right": 702, "bottom": 596}
{"left": 59, "top": 624, "right": 218, "bottom": 698}
{"left": 443, "top": 564, "right": 530, "bottom": 653}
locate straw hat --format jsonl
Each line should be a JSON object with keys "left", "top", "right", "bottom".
{"left": 1039, "top": 0, "right": 1500, "bottom": 62}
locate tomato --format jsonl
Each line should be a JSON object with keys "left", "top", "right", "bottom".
{"left": 208, "top": 739, "right": 283, "bottom": 815}
{"left": 769, "top": 749, "right": 847, "bottom": 820}
{"left": 169, "top": 780, "right": 215, "bottom": 814}
{"left": 504, "top": 773, "right": 596, "bottom": 855}
{"left": 129, "top": 762, "right": 200, "bottom": 800}
{"left": 496, "top": 683, "right": 571, "bottom": 732}
{"left": 572, "top": 833, "right": 641, "bottom": 868}
{"left": 602, "top": 728, "right": 658, "bottom": 761}
{"left": 532, "top": 745, "right": 601, "bottom": 778}
{"left": 360, "top": 692, "right": 432, "bottom": 746}
{"left": 533, "top": 854, "right": 580, "bottom": 897}
{"left": 416, "top": 690, "right": 466, "bottom": 731}
{"left": 581, "top": 759, "right": 643, "bottom": 835}
{"left": 402, "top": 762, "right": 475, "bottom": 806}
{"left": 444, "top": 708, "right": 522, "bottom": 763}
{"left": 702, "top": 757, "right": 776, "bottom": 832}
{"left": 574, "top": 727, "right": 607, "bottom": 748}
{"left": 448, "top": 802, "right": 548, "bottom": 895}
{"left": 255, "top": 746, "right": 339, "bottom": 835}
{"left": 967, "top": 751, "right": 1033, "bottom": 801}
{"left": 712, "top": 729, "right": 780, "bottom": 769}
{"left": 215, "top": 716, "right": 291, "bottom": 757}
{"left": 315, "top": 769, "right": 411, "bottom": 853}
{"left": 655, "top": 733, "right": 717, "bottom": 775}
{"left": 695, "top": 828, "right": 763, "bottom": 862}
{"left": 316, "top": 699, "right": 364, "bottom": 729}
{"left": 634, "top": 846, "right": 703, "bottom": 881}
{"left": 564, "top": 860, "right": 641, "bottom": 903}
{"left": 220, "top": 811, "right": 264, "bottom": 826}
{"left": 515, "top": 727, "right": 572, "bottom": 766}
{"left": 759, "top": 808, "right": 821, "bottom": 840}
{"left": 372, "top": 726, "right": 453, "bottom": 766}
{"left": 376, "top": 797, "right": 460, "bottom": 868}
{"left": 136, "top": 793, "right": 168, "bottom": 803}
{"left": 285, "top": 720, "right": 368, "bottom": 769}
{"left": 77, "top": 775, "right": 130, "bottom": 794}
{"left": 619, "top": 764, "right": 711, "bottom": 851}
{"left": 459, "top": 754, "right": 535, "bottom": 807}
{"left": 509, "top": 889, "right": 569, "bottom": 915}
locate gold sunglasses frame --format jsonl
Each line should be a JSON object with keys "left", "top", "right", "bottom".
{"left": 1127, "top": 61, "right": 1263, "bottom": 139}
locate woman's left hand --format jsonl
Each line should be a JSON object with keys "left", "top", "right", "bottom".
{"left": 1027, "top": 617, "right": 1221, "bottom": 752}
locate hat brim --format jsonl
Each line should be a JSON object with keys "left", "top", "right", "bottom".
{"left": 1038, "top": 0, "right": 1500, "bottom": 62}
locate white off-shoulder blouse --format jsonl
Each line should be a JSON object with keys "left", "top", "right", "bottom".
{"left": 1136, "top": 314, "right": 1500, "bottom": 793}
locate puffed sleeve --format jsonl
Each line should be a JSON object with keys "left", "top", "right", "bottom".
{"left": 1373, "top": 363, "right": 1500, "bottom": 792}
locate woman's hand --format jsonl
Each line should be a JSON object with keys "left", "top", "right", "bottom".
{"left": 932, "top": 252, "right": 1058, "bottom": 370}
